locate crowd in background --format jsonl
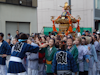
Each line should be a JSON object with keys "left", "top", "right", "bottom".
{"left": 0, "top": 29, "right": 100, "bottom": 75}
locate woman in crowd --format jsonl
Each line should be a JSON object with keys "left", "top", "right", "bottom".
{"left": 93, "top": 35, "right": 100, "bottom": 75}
{"left": 27, "top": 37, "right": 39, "bottom": 75}
{"left": 66, "top": 37, "right": 78, "bottom": 63}
{"left": 75, "top": 37, "right": 88, "bottom": 75}
{"left": 81, "top": 37, "right": 90, "bottom": 75}
{"left": 87, "top": 36, "right": 98, "bottom": 75}
{"left": 36, "top": 36, "right": 46, "bottom": 75}
{"left": 39, "top": 39, "right": 57, "bottom": 75}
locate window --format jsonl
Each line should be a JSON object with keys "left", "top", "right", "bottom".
{"left": 6, "top": 0, "right": 32, "bottom": 7}
{"left": 20, "top": 0, "right": 27, "bottom": 5}
{"left": 95, "top": 0, "right": 100, "bottom": 9}
{"left": 12, "top": 0, "right": 19, "bottom": 4}
{"left": 6, "top": 0, "right": 12, "bottom": 3}
{"left": 27, "top": 0, "right": 32, "bottom": 6}
{"left": 0, "top": 0, "right": 6, "bottom": 2}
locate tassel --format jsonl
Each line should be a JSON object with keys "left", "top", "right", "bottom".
{"left": 66, "top": 31, "right": 69, "bottom": 35}
{"left": 52, "top": 20, "right": 57, "bottom": 32}
{"left": 68, "top": 24, "right": 73, "bottom": 32}
{"left": 75, "top": 19, "right": 80, "bottom": 32}
{"left": 77, "top": 25, "right": 80, "bottom": 32}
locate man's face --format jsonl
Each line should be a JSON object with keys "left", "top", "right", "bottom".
{"left": 49, "top": 39, "right": 54, "bottom": 47}
{"left": 27, "top": 40, "right": 32, "bottom": 44}
{"left": 13, "top": 39, "right": 17, "bottom": 45}
{"left": 6, "top": 39, "right": 10, "bottom": 44}
{"left": 0, "top": 36, "right": 3, "bottom": 40}
{"left": 75, "top": 38, "right": 80, "bottom": 45}
{"left": 81, "top": 39, "right": 86, "bottom": 45}
{"left": 16, "top": 31, "right": 19, "bottom": 35}
{"left": 67, "top": 39, "right": 73, "bottom": 46}
{"left": 86, "top": 32, "right": 89, "bottom": 36}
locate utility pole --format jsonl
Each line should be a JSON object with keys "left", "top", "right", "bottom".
{"left": 69, "top": 0, "right": 71, "bottom": 14}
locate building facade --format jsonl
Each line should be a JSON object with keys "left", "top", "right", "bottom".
{"left": 38, "top": 0, "right": 100, "bottom": 33}
{"left": 0, "top": 0, "right": 38, "bottom": 39}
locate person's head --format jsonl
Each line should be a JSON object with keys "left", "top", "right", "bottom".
{"left": 13, "top": 38, "right": 18, "bottom": 45}
{"left": 8, "top": 33, "right": 11, "bottom": 37}
{"left": 27, "top": 34, "right": 30, "bottom": 38}
{"left": 85, "top": 36, "right": 91, "bottom": 45}
{"left": 63, "top": 36, "right": 67, "bottom": 42}
{"left": 89, "top": 36, "right": 94, "bottom": 44}
{"left": 67, "top": 37, "right": 73, "bottom": 46}
{"left": 49, "top": 39, "right": 55, "bottom": 47}
{"left": 46, "top": 36, "right": 51, "bottom": 42}
{"left": 16, "top": 30, "right": 19, "bottom": 35}
{"left": 75, "top": 37, "right": 81, "bottom": 45}
{"left": 81, "top": 37, "right": 86, "bottom": 45}
{"left": 94, "top": 29, "right": 96, "bottom": 32}
{"left": 99, "top": 34, "right": 100, "bottom": 40}
{"left": 55, "top": 40, "right": 60, "bottom": 48}
{"left": 6, "top": 38, "right": 11, "bottom": 44}
{"left": 85, "top": 31, "right": 89, "bottom": 36}
{"left": 27, "top": 37, "right": 33, "bottom": 44}
{"left": 31, "top": 33, "right": 34, "bottom": 36}
{"left": 49, "top": 32, "right": 51, "bottom": 35}
{"left": 93, "top": 35, "right": 97, "bottom": 41}
{"left": 41, "top": 36, "right": 46, "bottom": 43}
{"left": 60, "top": 41, "right": 67, "bottom": 50}
{"left": 96, "top": 34, "right": 99, "bottom": 41}
{"left": 67, "top": 35, "right": 73, "bottom": 38}
{"left": 0, "top": 33, "right": 4, "bottom": 40}
{"left": 19, "top": 33, "right": 28, "bottom": 42}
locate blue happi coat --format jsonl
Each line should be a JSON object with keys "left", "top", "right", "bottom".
{"left": 0, "top": 40, "right": 11, "bottom": 65}
{"left": 8, "top": 42, "right": 39, "bottom": 73}
{"left": 52, "top": 49, "right": 78, "bottom": 74}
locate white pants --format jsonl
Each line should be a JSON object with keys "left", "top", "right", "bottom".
{"left": 28, "top": 68, "right": 38, "bottom": 75}
{"left": 88, "top": 63, "right": 96, "bottom": 75}
{"left": 0, "top": 65, "right": 7, "bottom": 75}
{"left": 7, "top": 72, "right": 27, "bottom": 75}
{"left": 6, "top": 55, "right": 11, "bottom": 68}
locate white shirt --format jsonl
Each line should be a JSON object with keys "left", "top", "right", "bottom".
{"left": 50, "top": 48, "right": 52, "bottom": 51}
{"left": 0, "top": 42, "right": 2, "bottom": 46}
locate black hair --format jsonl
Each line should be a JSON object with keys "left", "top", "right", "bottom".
{"left": 55, "top": 42, "right": 59, "bottom": 48}
{"left": 47, "top": 36, "right": 51, "bottom": 39}
{"left": 94, "top": 35, "right": 97, "bottom": 40}
{"left": 86, "top": 30, "right": 89, "bottom": 33}
{"left": 8, "top": 33, "right": 11, "bottom": 36}
{"left": 16, "top": 30, "right": 19, "bottom": 32}
{"left": 50, "top": 38, "right": 55, "bottom": 43}
{"left": 19, "top": 33, "right": 28, "bottom": 40}
{"left": 50, "top": 38, "right": 55, "bottom": 46}
{"left": 81, "top": 37, "right": 86, "bottom": 40}
{"left": 0, "top": 33, "right": 4, "bottom": 37}
{"left": 67, "top": 35, "right": 73, "bottom": 39}
{"left": 49, "top": 32, "right": 51, "bottom": 34}
{"left": 67, "top": 37, "right": 73, "bottom": 42}
{"left": 98, "top": 33, "right": 100, "bottom": 38}
{"left": 42, "top": 36, "right": 46, "bottom": 41}
{"left": 61, "top": 41, "right": 67, "bottom": 50}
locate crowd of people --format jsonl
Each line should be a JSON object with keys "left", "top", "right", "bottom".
{"left": 0, "top": 30, "right": 100, "bottom": 75}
